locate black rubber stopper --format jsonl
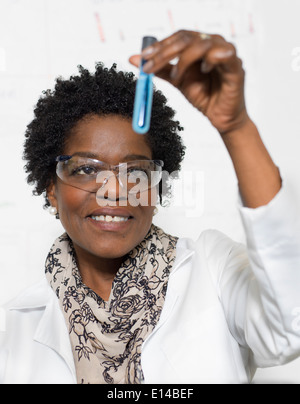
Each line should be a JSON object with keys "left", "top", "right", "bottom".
{"left": 142, "top": 36, "right": 157, "bottom": 51}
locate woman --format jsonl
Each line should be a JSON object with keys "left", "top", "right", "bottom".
{"left": 1, "top": 30, "right": 300, "bottom": 384}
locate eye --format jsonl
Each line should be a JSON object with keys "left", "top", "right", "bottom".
{"left": 127, "top": 168, "right": 150, "bottom": 179}
{"left": 72, "top": 165, "right": 98, "bottom": 176}
{"left": 127, "top": 166, "right": 149, "bottom": 175}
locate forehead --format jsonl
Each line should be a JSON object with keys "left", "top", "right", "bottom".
{"left": 63, "top": 114, "right": 153, "bottom": 163}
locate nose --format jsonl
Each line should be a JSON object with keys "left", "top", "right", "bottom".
{"left": 96, "top": 172, "right": 128, "bottom": 206}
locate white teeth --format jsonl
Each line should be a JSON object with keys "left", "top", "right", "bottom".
{"left": 91, "top": 215, "right": 130, "bottom": 223}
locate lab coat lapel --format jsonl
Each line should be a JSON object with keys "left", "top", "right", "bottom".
{"left": 6, "top": 240, "right": 196, "bottom": 384}
{"left": 141, "top": 239, "right": 196, "bottom": 382}
{"left": 33, "top": 294, "right": 76, "bottom": 381}
{"left": 32, "top": 244, "right": 194, "bottom": 384}
{"left": 168, "top": 238, "right": 196, "bottom": 294}
{"left": 143, "top": 239, "right": 195, "bottom": 342}
{"left": 8, "top": 279, "right": 77, "bottom": 382}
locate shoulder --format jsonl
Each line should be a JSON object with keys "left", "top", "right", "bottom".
{"left": 177, "top": 229, "right": 248, "bottom": 285}
{"left": 198, "top": 229, "right": 246, "bottom": 256}
{"left": 179, "top": 229, "right": 246, "bottom": 260}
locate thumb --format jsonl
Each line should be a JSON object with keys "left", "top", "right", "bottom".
{"left": 129, "top": 54, "right": 141, "bottom": 68}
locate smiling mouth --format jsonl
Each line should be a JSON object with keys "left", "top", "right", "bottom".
{"left": 89, "top": 214, "right": 133, "bottom": 223}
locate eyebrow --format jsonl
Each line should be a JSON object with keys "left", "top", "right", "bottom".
{"left": 71, "top": 152, "right": 151, "bottom": 161}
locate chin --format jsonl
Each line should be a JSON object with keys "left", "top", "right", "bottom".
{"left": 84, "top": 238, "right": 135, "bottom": 260}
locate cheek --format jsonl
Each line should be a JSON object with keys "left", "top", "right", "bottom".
{"left": 128, "top": 186, "right": 159, "bottom": 208}
{"left": 56, "top": 186, "right": 88, "bottom": 223}
{"left": 131, "top": 189, "right": 157, "bottom": 239}
{"left": 131, "top": 206, "right": 155, "bottom": 247}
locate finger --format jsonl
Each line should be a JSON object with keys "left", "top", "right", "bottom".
{"left": 168, "top": 36, "right": 222, "bottom": 85}
{"left": 196, "top": 35, "right": 241, "bottom": 74}
{"left": 142, "top": 30, "right": 213, "bottom": 74}
{"left": 204, "top": 42, "right": 239, "bottom": 72}
{"left": 169, "top": 42, "right": 212, "bottom": 86}
{"left": 141, "top": 30, "right": 195, "bottom": 59}
{"left": 202, "top": 43, "right": 245, "bottom": 86}
{"left": 173, "top": 38, "right": 242, "bottom": 86}
{"left": 129, "top": 54, "right": 141, "bottom": 68}
{"left": 142, "top": 29, "right": 214, "bottom": 60}
{"left": 129, "top": 53, "right": 174, "bottom": 83}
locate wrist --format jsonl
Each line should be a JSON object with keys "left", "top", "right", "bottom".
{"left": 219, "top": 117, "right": 282, "bottom": 208}
{"left": 220, "top": 116, "right": 257, "bottom": 150}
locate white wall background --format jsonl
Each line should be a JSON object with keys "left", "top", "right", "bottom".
{"left": 0, "top": 0, "right": 300, "bottom": 383}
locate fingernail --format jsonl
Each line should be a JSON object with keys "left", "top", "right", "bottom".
{"left": 214, "top": 49, "right": 234, "bottom": 59}
{"left": 170, "top": 65, "right": 178, "bottom": 80}
{"left": 142, "top": 46, "right": 155, "bottom": 57}
{"left": 142, "top": 60, "right": 154, "bottom": 73}
{"left": 201, "top": 60, "right": 209, "bottom": 73}
{"left": 201, "top": 60, "right": 213, "bottom": 73}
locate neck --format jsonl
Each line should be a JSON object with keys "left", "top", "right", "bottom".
{"left": 72, "top": 243, "right": 126, "bottom": 301}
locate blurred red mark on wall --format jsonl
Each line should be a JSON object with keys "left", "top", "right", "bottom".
{"left": 168, "top": 9, "right": 176, "bottom": 31}
{"left": 95, "top": 12, "right": 106, "bottom": 42}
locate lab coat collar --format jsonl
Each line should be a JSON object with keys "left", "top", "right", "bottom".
{"left": 8, "top": 279, "right": 77, "bottom": 382}
{"left": 8, "top": 237, "right": 195, "bottom": 310}
{"left": 33, "top": 295, "right": 77, "bottom": 381}
{"left": 8, "top": 278, "right": 52, "bottom": 311}
{"left": 6, "top": 237, "right": 195, "bottom": 383}
{"left": 143, "top": 238, "right": 195, "bottom": 340}
{"left": 172, "top": 237, "right": 196, "bottom": 275}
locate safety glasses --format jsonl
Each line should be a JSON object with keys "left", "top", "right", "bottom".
{"left": 55, "top": 155, "right": 164, "bottom": 194}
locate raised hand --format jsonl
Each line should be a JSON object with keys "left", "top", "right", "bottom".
{"left": 129, "top": 30, "right": 249, "bottom": 136}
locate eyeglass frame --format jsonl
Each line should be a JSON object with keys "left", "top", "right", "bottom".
{"left": 54, "top": 155, "right": 165, "bottom": 195}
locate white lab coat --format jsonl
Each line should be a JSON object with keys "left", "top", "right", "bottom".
{"left": 1, "top": 183, "right": 300, "bottom": 384}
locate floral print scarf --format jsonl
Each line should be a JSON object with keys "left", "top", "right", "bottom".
{"left": 45, "top": 225, "right": 178, "bottom": 384}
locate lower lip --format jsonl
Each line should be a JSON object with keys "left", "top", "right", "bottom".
{"left": 86, "top": 217, "right": 134, "bottom": 232}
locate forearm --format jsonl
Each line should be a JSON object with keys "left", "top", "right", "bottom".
{"left": 221, "top": 118, "right": 282, "bottom": 209}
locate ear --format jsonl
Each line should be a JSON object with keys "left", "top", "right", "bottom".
{"left": 46, "top": 181, "right": 58, "bottom": 209}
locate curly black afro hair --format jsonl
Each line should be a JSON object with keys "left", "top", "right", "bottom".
{"left": 23, "top": 62, "right": 186, "bottom": 208}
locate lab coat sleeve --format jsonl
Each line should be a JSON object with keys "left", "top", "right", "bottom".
{"left": 0, "top": 308, "right": 7, "bottom": 384}
{"left": 203, "top": 180, "right": 300, "bottom": 369}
